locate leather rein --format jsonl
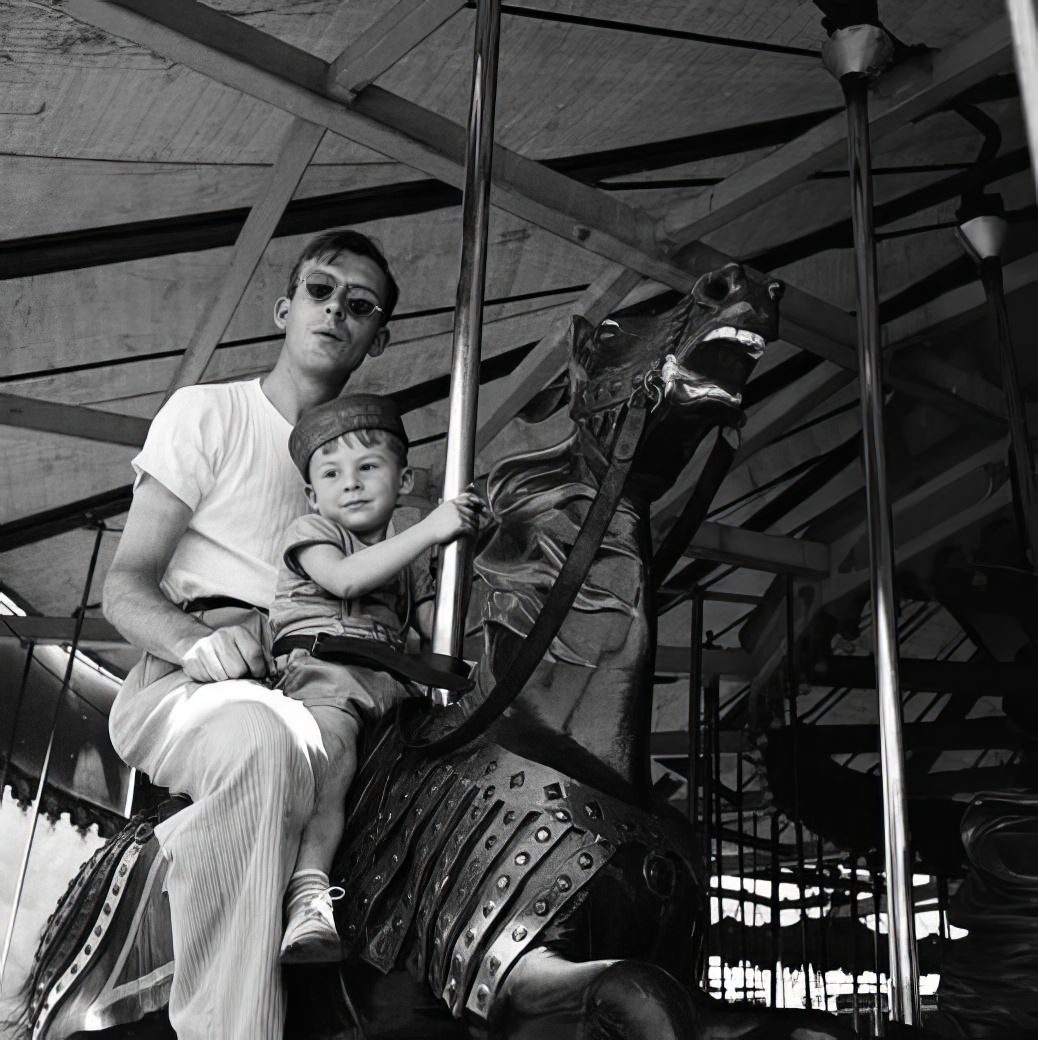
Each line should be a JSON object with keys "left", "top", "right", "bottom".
{"left": 400, "top": 397, "right": 650, "bottom": 755}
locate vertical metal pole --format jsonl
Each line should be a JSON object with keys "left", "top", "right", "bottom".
{"left": 1006, "top": 0, "right": 1038, "bottom": 201}
{"left": 736, "top": 750, "right": 748, "bottom": 1001}
{"left": 710, "top": 677, "right": 725, "bottom": 985}
{"left": 817, "top": 836, "right": 829, "bottom": 1011}
{"left": 873, "top": 871, "right": 886, "bottom": 1037}
{"left": 430, "top": 0, "right": 502, "bottom": 703}
{"left": 0, "top": 525, "right": 104, "bottom": 989}
{"left": 0, "top": 640, "right": 35, "bottom": 808}
{"left": 785, "top": 577, "right": 812, "bottom": 1008}
{"left": 850, "top": 859, "right": 861, "bottom": 1034}
{"left": 689, "top": 591, "right": 704, "bottom": 829}
{"left": 981, "top": 255, "right": 1038, "bottom": 567}
{"left": 823, "top": 24, "right": 920, "bottom": 1024}
{"left": 770, "top": 813, "right": 782, "bottom": 1008}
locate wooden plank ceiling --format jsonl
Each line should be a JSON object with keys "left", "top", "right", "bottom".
{"left": 1, "top": 0, "right": 1035, "bottom": 824}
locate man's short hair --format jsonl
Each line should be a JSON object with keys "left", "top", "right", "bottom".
{"left": 286, "top": 229, "right": 399, "bottom": 325}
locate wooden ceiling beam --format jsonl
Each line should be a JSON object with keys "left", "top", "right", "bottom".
{"left": 165, "top": 118, "right": 325, "bottom": 397}
{"left": 327, "top": 0, "right": 467, "bottom": 95}
{"left": 0, "top": 394, "right": 148, "bottom": 448}
{"left": 660, "top": 17, "right": 1014, "bottom": 248}
{"left": 683, "top": 521, "right": 830, "bottom": 578}
{"left": 62, "top": 0, "right": 858, "bottom": 363}
{"left": 0, "top": 616, "right": 125, "bottom": 649}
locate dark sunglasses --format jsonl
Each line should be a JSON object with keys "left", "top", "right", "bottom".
{"left": 297, "top": 272, "right": 385, "bottom": 319}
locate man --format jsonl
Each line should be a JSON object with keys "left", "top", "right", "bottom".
{"left": 103, "top": 229, "right": 396, "bottom": 1039}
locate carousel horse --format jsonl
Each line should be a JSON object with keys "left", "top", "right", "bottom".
{"left": 18, "top": 262, "right": 858, "bottom": 1040}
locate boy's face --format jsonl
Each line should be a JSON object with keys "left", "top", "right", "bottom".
{"left": 274, "top": 250, "right": 390, "bottom": 386}
{"left": 305, "top": 433, "right": 413, "bottom": 545}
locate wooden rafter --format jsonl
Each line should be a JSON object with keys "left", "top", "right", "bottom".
{"left": 165, "top": 118, "right": 325, "bottom": 397}
{"left": 61, "top": 0, "right": 858, "bottom": 366}
{"left": 326, "top": 0, "right": 467, "bottom": 95}
{"left": 0, "top": 395, "right": 148, "bottom": 448}
{"left": 659, "top": 17, "right": 1014, "bottom": 248}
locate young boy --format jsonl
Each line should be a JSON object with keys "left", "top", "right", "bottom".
{"left": 270, "top": 392, "right": 483, "bottom": 963}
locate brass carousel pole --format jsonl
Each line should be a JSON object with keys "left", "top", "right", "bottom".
{"left": 430, "top": 0, "right": 502, "bottom": 702}
{"left": 821, "top": 22, "right": 920, "bottom": 1024}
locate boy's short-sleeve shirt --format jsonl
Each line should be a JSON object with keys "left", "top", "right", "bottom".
{"left": 270, "top": 513, "right": 436, "bottom": 647}
{"left": 132, "top": 379, "right": 308, "bottom": 610}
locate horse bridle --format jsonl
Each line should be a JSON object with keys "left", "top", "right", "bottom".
{"left": 400, "top": 396, "right": 650, "bottom": 754}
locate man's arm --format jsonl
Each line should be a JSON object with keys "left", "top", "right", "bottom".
{"left": 103, "top": 475, "right": 269, "bottom": 682}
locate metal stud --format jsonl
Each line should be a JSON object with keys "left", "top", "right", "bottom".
{"left": 464, "top": 928, "right": 475, "bottom": 946}
{"left": 515, "top": 851, "right": 530, "bottom": 866}
{"left": 483, "top": 900, "right": 495, "bottom": 917}
{"left": 553, "top": 809, "right": 570, "bottom": 823}
{"left": 578, "top": 852, "right": 594, "bottom": 869}
{"left": 485, "top": 835, "right": 497, "bottom": 850}
{"left": 488, "top": 955, "right": 500, "bottom": 975}
{"left": 584, "top": 801, "right": 602, "bottom": 820}
{"left": 503, "top": 810, "right": 516, "bottom": 825}
{"left": 512, "top": 926, "right": 528, "bottom": 941}
{"left": 484, "top": 785, "right": 495, "bottom": 799}
{"left": 496, "top": 875, "right": 510, "bottom": 891}
{"left": 556, "top": 875, "right": 572, "bottom": 892}
{"left": 476, "top": 984, "right": 490, "bottom": 1005}
{"left": 534, "top": 899, "right": 549, "bottom": 915}
{"left": 510, "top": 771, "right": 525, "bottom": 788}
{"left": 535, "top": 828, "right": 551, "bottom": 843}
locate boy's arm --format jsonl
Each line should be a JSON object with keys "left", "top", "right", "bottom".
{"left": 103, "top": 475, "right": 269, "bottom": 682}
{"left": 296, "top": 522, "right": 441, "bottom": 601}
{"left": 295, "top": 493, "right": 483, "bottom": 602}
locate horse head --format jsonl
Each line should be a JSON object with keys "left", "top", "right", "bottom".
{"left": 568, "top": 262, "right": 781, "bottom": 500}
{"left": 474, "top": 263, "right": 780, "bottom": 791}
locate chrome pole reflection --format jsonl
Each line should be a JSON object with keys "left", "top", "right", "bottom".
{"left": 822, "top": 22, "right": 920, "bottom": 1024}
{"left": 430, "top": 0, "right": 502, "bottom": 704}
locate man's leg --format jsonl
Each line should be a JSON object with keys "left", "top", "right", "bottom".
{"left": 121, "top": 673, "right": 326, "bottom": 1040}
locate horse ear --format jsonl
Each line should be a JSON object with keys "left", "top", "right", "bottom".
{"left": 519, "top": 373, "right": 568, "bottom": 423}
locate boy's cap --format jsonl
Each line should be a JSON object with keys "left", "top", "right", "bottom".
{"left": 289, "top": 393, "right": 408, "bottom": 478}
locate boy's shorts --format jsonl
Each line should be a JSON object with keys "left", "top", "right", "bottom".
{"left": 274, "top": 648, "right": 416, "bottom": 726}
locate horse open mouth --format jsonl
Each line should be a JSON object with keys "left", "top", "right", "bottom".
{"left": 660, "top": 326, "right": 766, "bottom": 407}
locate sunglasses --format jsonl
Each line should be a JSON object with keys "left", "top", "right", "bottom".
{"left": 297, "top": 272, "right": 385, "bottom": 319}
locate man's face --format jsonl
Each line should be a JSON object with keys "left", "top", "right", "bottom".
{"left": 274, "top": 250, "right": 390, "bottom": 385}
{"left": 305, "top": 433, "right": 414, "bottom": 545}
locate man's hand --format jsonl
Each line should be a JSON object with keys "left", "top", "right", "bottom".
{"left": 181, "top": 624, "right": 271, "bottom": 683}
{"left": 424, "top": 490, "right": 485, "bottom": 545}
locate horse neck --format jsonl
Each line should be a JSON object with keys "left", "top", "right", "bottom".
{"left": 475, "top": 446, "right": 659, "bottom": 799}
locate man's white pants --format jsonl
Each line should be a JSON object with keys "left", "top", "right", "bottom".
{"left": 109, "top": 609, "right": 327, "bottom": 1040}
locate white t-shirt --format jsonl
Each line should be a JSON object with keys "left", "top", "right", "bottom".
{"left": 132, "top": 379, "right": 308, "bottom": 610}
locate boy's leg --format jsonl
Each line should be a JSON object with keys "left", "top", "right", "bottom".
{"left": 296, "top": 705, "right": 361, "bottom": 872}
{"left": 281, "top": 705, "right": 360, "bottom": 963}
{"left": 110, "top": 660, "right": 327, "bottom": 1040}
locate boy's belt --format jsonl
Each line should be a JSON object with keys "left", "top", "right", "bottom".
{"left": 182, "top": 596, "right": 268, "bottom": 616}
{"left": 271, "top": 633, "right": 473, "bottom": 694}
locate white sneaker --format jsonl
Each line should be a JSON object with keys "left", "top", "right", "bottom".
{"left": 279, "top": 886, "right": 344, "bottom": 964}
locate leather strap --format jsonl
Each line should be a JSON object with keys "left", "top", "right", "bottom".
{"left": 273, "top": 633, "right": 474, "bottom": 694}
{"left": 650, "top": 427, "right": 736, "bottom": 586}
{"left": 400, "top": 400, "right": 649, "bottom": 754}
{"left": 182, "top": 595, "right": 267, "bottom": 616}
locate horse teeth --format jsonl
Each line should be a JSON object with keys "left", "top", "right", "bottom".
{"left": 702, "top": 327, "right": 765, "bottom": 356}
